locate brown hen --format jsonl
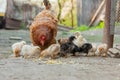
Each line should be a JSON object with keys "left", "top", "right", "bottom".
{"left": 30, "top": 0, "right": 58, "bottom": 50}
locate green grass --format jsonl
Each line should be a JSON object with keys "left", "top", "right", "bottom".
{"left": 115, "top": 22, "right": 120, "bottom": 26}
{"left": 20, "top": 22, "right": 26, "bottom": 29}
{"left": 62, "top": 31, "right": 68, "bottom": 35}
{"left": 70, "top": 21, "right": 104, "bottom": 32}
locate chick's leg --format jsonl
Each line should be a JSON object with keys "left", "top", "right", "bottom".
{"left": 40, "top": 52, "right": 46, "bottom": 59}
{"left": 51, "top": 54, "right": 56, "bottom": 59}
{"left": 14, "top": 48, "right": 20, "bottom": 57}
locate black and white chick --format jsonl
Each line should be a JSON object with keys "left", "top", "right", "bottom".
{"left": 79, "top": 43, "right": 92, "bottom": 55}
{"left": 59, "top": 36, "right": 80, "bottom": 57}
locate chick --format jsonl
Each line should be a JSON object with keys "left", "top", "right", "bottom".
{"left": 60, "top": 42, "right": 79, "bottom": 57}
{"left": 59, "top": 36, "right": 80, "bottom": 57}
{"left": 40, "top": 44, "right": 60, "bottom": 59}
{"left": 58, "top": 38, "right": 69, "bottom": 45}
{"left": 95, "top": 43, "right": 108, "bottom": 57}
{"left": 21, "top": 45, "right": 41, "bottom": 59}
{"left": 73, "top": 35, "right": 87, "bottom": 47}
{"left": 87, "top": 43, "right": 97, "bottom": 56}
{"left": 73, "top": 31, "right": 82, "bottom": 38}
{"left": 12, "top": 41, "right": 26, "bottom": 57}
{"left": 74, "top": 31, "right": 87, "bottom": 41}
{"left": 80, "top": 43, "right": 92, "bottom": 55}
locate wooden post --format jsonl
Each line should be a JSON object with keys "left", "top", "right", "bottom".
{"left": 102, "top": 0, "right": 114, "bottom": 48}
{"left": 76, "top": 0, "right": 81, "bottom": 26}
{"left": 71, "top": 0, "right": 74, "bottom": 28}
{"left": 57, "top": 0, "right": 62, "bottom": 21}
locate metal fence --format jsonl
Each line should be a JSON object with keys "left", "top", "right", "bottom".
{"left": 110, "top": 0, "right": 120, "bottom": 34}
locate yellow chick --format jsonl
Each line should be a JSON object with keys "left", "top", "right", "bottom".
{"left": 21, "top": 45, "right": 41, "bottom": 59}
{"left": 12, "top": 41, "right": 26, "bottom": 57}
{"left": 40, "top": 44, "right": 60, "bottom": 59}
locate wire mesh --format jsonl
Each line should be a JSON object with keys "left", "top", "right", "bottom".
{"left": 110, "top": 0, "right": 120, "bottom": 34}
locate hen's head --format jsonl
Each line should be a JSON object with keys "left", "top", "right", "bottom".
{"left": 39, "top": 35, "right": 47, "bottom": 46}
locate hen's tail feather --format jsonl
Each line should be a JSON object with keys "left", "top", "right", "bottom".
{"left": 43, "top": 0, "right": 51, "bottom": 10}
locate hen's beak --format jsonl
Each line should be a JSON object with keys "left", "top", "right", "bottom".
{"left": 40, "top": 40, "right": 45, "bottom": 46}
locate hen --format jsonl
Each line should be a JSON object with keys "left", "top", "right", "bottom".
{"left": 30, "top": 0, "right": 58, "bottom": 50}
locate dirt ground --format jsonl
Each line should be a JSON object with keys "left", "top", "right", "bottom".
{"left": 0, "top": 29, "right": 120, "bottom": 80}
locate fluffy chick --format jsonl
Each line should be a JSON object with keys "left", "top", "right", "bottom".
{"left": 21, "top": 45, "right": 41, "bottom": 59}
{"left": 59, "top": 36, "right": 80, "bottom": 57}
{"left": 73, "top": 34, "right": 87, "bottom": 47}
{"left": 95, "top": 43, "right": 108, "bottom": 57}
{"left": 12, "top": 41, "right": 26, "bottom": 57}
{"left": 79, "top": 43, "right": 92, "bottom": 55}
{"left": 73, "top": 31, "right": 82, "bottom": 38}
{"left": 40, "top": 44, "right": 60, "bottom": 59}
{"left": 73, "top": 31, "right": 87, "bottom": 41}
{"left": 60, "top": 42, "right": 79, "bottom": 57}
{"left": 87, "top": 43, "right": 97, "bottom": 56}
{"left": 58, "top": 38, "right": 69, "bottom": 45}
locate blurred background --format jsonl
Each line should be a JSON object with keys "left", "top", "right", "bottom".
{"left": 0, "top": 0, "right": 120, "bottom": 58}
{"left": 0, "top": 0, "right": 107, "bottom": 31}
{"left": 0, "top": 0, "right": 120, "bottom": 47}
